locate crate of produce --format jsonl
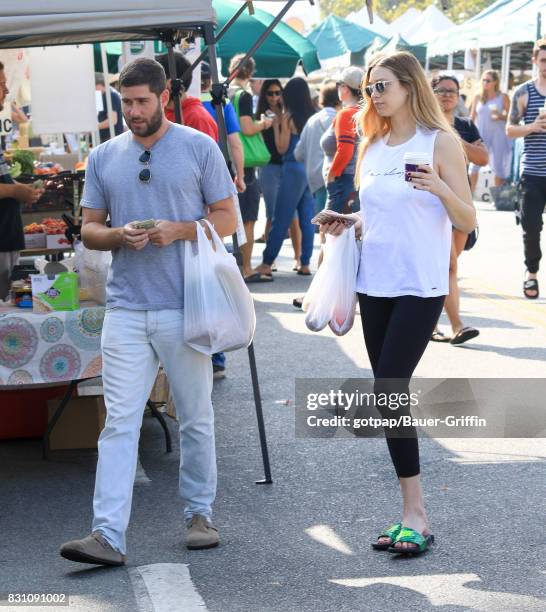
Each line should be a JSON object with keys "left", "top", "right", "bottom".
{"left": 24, "top": 225, "right": 46, "bottom": 249}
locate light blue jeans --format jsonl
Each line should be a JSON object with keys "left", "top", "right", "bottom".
{"left": 92, "top": 308, "right": 216, "bottom": 554}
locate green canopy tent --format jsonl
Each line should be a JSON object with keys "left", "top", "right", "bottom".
{"left": 307, "top": 14, "right": 387, "bottom": 62}
{"left": 93, "top": 0, "right": 320, "bottom": 78}
{"left": 214, "top": 0, "right": 320, "bottom": 77}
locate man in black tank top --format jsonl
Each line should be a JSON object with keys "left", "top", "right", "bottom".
{"left": 507, "top": 38, "right": 546, "bottom": 299}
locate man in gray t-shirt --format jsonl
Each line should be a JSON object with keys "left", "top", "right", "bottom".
{"left": 60, "top": 58, "right": 237, "bottom": 566}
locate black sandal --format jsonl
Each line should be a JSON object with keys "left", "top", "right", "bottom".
{"left": 450, "top": 327, "right": 479, "bottom": 345}
{"left": 523, "top": 279, "right": 539, "bottom": 299}
{"left": 430, "top": 330, "right": 451, "bottom": 343}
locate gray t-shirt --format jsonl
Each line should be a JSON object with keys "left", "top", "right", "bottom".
{"left": 81, "top": 124, "right": 236, "bottom": 310}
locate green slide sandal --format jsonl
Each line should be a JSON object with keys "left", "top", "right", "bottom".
{"left": 372, "top": 522, "right": 402, "bottom": 550}
{"left": 387, "top": 527, "right": 434, "bottom": 555}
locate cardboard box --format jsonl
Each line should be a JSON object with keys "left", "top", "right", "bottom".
{"left": 24, "top": 233, "right": 46, "bottom": 249}
{"left": 46, "top": 234, "right": 71, "bottom": 249}
{"left": 47, "top": 397, "right": 106, "bottom": 450}
{"left": 166, "top": 392, "right": 177, "bottom": 420}
{"left": 31, "top": 272, "right": 79, "bottom": 311}
{"left": 149, "top": 368, "right": 169, "bottom": 403}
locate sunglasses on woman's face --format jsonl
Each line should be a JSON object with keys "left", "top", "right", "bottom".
{"left": 482, "top": 78, "right": 494, "bottom": 83}
{"left": 266, "top": 90, "right": 282, "bottom": 97}
{"left": 364, "top": 80, "right": 394, "bottom": 97}
{"left": 139, "top": 149, "right": 151, "bottom": 183}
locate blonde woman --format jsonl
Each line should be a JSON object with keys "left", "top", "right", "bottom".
{"left": 470, "top": 70, "right": 512, "bottom": 191}
{"left": 321, "top": 52, "right": 475, "bottom": 555}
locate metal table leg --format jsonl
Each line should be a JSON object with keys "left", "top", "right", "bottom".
{"left": 147, "top": 400, "right": 172, "bottom": 453}
{"left": 43, "top": 380, "right": 78, "bottom": 459}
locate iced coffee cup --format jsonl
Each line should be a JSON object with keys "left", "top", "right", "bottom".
{"left": 404, "top": 152, "right": 432, "bottom": 183}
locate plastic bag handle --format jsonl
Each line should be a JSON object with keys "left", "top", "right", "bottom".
{"left": 195, "top": 219, "right": 225, "bottom": 253}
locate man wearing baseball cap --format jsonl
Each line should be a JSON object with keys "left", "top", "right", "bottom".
{"left": 321, "top": 66, "right": 364, "bottom": 214}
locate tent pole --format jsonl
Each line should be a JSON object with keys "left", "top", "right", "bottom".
{"left": 184, "top": 0, "right": 298, "bottom": 87}
{"left": 204, "top": 22, "right": 273, "bottom": 486}
{"left": 166, "top": 41, "right": 183, "bottom": 125}
{"left": 501, "top": 45, "right": 508, "bottom": 92}
{"left": 447, "top": 53, "right": 453, "bottom": 71}
{"left": 182, "top": 1, "right": 247, "bottom": 86}
{"left": 504, "top": 45, "right": 512, "bottom": 92}
{"left": 100, "top": 44, "right": 115, "bottom": 140}
{"left": 226, "top": 0, "right": 298, "bottom": 85}
{"left": 475, "top": 48, "right": 481, "bottom": 82}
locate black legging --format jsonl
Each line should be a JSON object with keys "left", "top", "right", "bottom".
{"left": 358, "top": 293, "right": 445, "bottom": 478}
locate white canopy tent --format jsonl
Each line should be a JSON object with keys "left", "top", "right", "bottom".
{"left": 400, "top": 5, "right": 455, "bottom": 45}
{"left": 390, "top": 8, "right": 423, "bottom": 36}
{"left": 347, "top": 7, "right": 393, "bottom": 38}
{"left": 0, "top": 0, "right": 216, "bottom": 47}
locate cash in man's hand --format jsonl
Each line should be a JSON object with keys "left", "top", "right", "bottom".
{"left": 130, "top": 219, "right": 157, "bottom": 230}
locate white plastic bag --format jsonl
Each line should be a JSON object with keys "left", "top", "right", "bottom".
{"left": 73, "top": 240, "right": 112, "bottom": 305}
{"left": 184, "top": 220, "right": 256, "bottom": 354}
{"left": 302, "top": 226, "right": 359, "bottom": 336}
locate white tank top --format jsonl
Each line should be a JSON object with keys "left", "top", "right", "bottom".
{"left": 356, "top": 127, "right": 451, "bottom": 298}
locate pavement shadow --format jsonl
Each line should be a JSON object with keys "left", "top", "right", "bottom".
{"left": 445, "top": 313, "right": 532, "bottom": 331}
{"left": 451, "top": 342, "right": 546, "bottom": 361}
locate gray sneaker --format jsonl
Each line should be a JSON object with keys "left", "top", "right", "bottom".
{"left": 186, "top": 514, "right": 219, "bottom": 550}
{"left": 60, "top": 532, "right": 126, "bottom": 566}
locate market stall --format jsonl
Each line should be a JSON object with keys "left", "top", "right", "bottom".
{"left": 0, "top": 2, "right": 223, "bottom": 458}
{"left": 1, "top": 0, "right": 317, "bottom": 480}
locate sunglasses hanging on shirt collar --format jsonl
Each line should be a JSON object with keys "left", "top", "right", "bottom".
{"left": 139, "top": 150, "right": 151, "bottom": 183}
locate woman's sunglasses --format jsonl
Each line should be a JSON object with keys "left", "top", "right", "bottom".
{"left": 364, "top": 80, "right": 394, "bottom": 97}
{"left": 266, "top": 90, "right": 282, "bottom": 97}
{"left": 139, "top": 149, "right": 151, "bottom": 183}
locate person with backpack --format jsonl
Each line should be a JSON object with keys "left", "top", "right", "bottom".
{"left": 320, "top": 67, "right": 364, "bottom": 214}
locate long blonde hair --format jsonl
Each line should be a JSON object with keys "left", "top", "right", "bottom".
{"left": 479, "top": 69, "right": 500, "bottom": 103}
{"left": 355, "top": 51, "right": 459, "bottom": 187}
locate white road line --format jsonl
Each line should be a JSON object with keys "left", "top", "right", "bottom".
{"left": 129, "top": 563, "right": 208, "bottom": 612}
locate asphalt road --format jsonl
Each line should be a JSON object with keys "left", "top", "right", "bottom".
{"left": 1, "top": 201, "right": 545, "bottom": 612}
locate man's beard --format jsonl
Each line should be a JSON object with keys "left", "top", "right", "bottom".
{"left": 125, "top": 102, "right": 163, "bottom": 137}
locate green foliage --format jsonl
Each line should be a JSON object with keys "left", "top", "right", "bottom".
{"left": 319, "top": 0, "right": 496, "bottom": 26}
{"left": 319, "top": 0, "right": 364, "bottom": 19}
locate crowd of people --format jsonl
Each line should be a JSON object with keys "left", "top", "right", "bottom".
{"left": 84, "top": 45, "right": 546, "bottom": 317}
{"left": 1, "top": 37, "right": 544, "bottom": 564}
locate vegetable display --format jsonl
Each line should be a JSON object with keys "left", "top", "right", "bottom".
{"left": 11, "top": 150, "right": 35, "bottom": 175}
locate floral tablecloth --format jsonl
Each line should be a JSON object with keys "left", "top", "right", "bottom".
{"left": 0, "top": 304, "right": 104, "bottom": 387}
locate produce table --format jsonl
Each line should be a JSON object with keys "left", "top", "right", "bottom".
{"left": 0, "top": 302, "right": 171, "bottom": 457}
